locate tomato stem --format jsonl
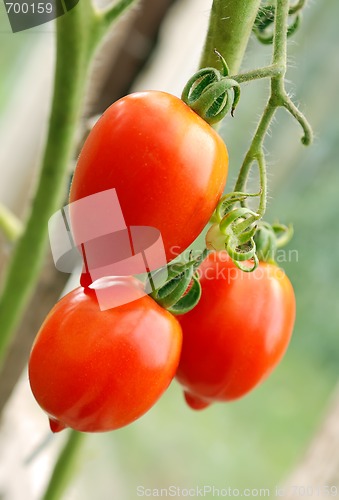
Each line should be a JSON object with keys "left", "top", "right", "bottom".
{"left": 0, "top": 203, "right": 23, "bottom": 244}
{"left": 205, "top": 0, "right": 312, "bottom": 269}
{"left": 42, "top": 431, "right": 85, "bottom": 500}
{"left": 234, "top": 0, "right": 312, "bottom": 199}
{"left": 232, "top": 64, "right": 284, "bottom": 83}
{"left": 200, "top": 0, "right": 262, "bottom": 75}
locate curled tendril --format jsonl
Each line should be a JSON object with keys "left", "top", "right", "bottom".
{"left": 253, "top": 3, "right": 303, "bottom": 45}
{"left": 181, "top": 51, "right": 240, "bottom": 124}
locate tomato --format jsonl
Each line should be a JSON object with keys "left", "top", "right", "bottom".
{"left": 28, "top": 277, "right": 182, "bottom": 432}
{"left": 176, "top": 252, "right": 296, "bottom": 408}
{"left": 69, "top": 91, "right": 228, "bottom": 263}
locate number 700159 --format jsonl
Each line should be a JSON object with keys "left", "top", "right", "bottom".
{"left": 5, "top": 3, "right": 53, "bottom": 14}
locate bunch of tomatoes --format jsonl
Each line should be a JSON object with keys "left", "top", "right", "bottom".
{"left": 28, "top": 91, "right": 295, "bottom": 433}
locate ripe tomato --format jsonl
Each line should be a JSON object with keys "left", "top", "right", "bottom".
{"left": 28, "top": 278, "right": 182, "bottom": 432}
{"left": 69, "top": 91, "right": 228, "bottom": 263}
{"left": 176, "top": 252, "right": 296, "bottom": 408}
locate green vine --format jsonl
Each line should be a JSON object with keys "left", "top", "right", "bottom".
{"left": 0, "top": 0, "right": 138, "bottom": 369}
{"left": 205, "top": 0, "right": 312, "bottom": 268}
{"left": 200, "top": 0, "right": 262, "bottom": 74}
{"left": 235, "top": 0, "right": 313, "bottom": 187}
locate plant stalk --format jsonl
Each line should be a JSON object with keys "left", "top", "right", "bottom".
{"left": 43, "top": 431, "right": 85, "bottom": 500}
{"left": 200, "top": 0, "right": 261, "bottom": 74}
{"left": 0, "top": 0, "right": 137, "bottom": 368}
{"left": 233, "top": 0, "right": 303, "bottom": 197}
{"left": 0, "top": 4, "right": 95, "bottom": 366}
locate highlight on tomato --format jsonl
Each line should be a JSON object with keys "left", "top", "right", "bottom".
{"left": 176, "top": 251, "right": 296, "bottom": 409}
{"left": 69, "top": 90, "right": 228, "bottom": 263}
{"left": 28, "top": 277, "right": 182, "bottom": 433}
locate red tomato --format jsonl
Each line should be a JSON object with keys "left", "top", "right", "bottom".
{"left": 176, "top": 252, "right": 296, "bottom": 408}
{"left": 69, "top": 91, "right": 228, "bottom": 263}
{"left": 28, "top": 278, "right": 182, "bottom": 432}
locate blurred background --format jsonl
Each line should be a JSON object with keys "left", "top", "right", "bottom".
{"left": 0, "top": 0, "right": 339, "bottom": 498}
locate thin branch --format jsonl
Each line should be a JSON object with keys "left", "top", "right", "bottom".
{"left": 232, "top": 64, "right": 284, "bottom": 84}
{"left": 283, "top": 94, "right": 314, "bottom": 145}
{"left": 233, "top": 0, "right": 312, "bottom": 199}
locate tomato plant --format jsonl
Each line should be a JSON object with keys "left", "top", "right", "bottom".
{"left": 28, "top": 277, "right": 182, "bottom": 432}
{"left": 176, "top": 252, "right": 296, "bottom": 409}
{"left": 69, "top": 91, "right": 228, "bottom": 263}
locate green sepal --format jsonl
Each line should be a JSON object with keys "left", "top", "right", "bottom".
{"left": 272, "top": 223, "right": 294, "bottom": 248}
{"left": 226, "top": 237, "right": 256, "bottom": 262}
{"left": 155, "top": 261, "right": 195, "bottom": 299}
{"left": 155, "top": 265, "right": 194, "bottom": 309}
{"left": 254, "top": 222, "right": 277, "bottom": 262}
{"left": 168, "top": 275, "right": 202, "bottom": 315}
{"left": 233, "top": 253, "right": 259, "bottom": 273}
{"left": 254, "top": 221, "right": 294, "bottom": 262}
{"left": 150, "top": 249, "right": 207, "bottom": 312}
{"left": 214, "top": 190, "right": 260, "bottom": 223}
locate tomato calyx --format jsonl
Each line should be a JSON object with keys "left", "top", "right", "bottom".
{"left": 206, "top": 191, "right": 260, "bottom": 272}
{"left": 150, "top": 250, "right": 207, "bottom": 315}
{"left": 181, "top": 50, "right": 240, "bottom": 125}
{"left": 205, "top": 191, "right": 294, "bottom": 270}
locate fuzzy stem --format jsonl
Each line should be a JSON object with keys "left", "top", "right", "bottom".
{"left": 200, "top": 0, "right": 261, "bottom": 74}
{"left": 232, "top": 64, "right": 284, "bottom": 84}
{"left": 234, "top": 102, "right": 275, "bottom": 193}
{"left": 273, "top": 0, "right": 289, "bottom": 73}
{"left": 256, "top": 151, "right": 267, "bottom": 217}
{"left": 233, "top": 0, "right": 312, "bottom": 200}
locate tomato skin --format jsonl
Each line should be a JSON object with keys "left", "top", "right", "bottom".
{"left": 176, "top": 252, "right": 296, "bottom": 407}
{"left": 69, "top": 91, "right": 228, "bottom": 262}
{"left": 28, "top": 279, "right": 182, "bottom": 432}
